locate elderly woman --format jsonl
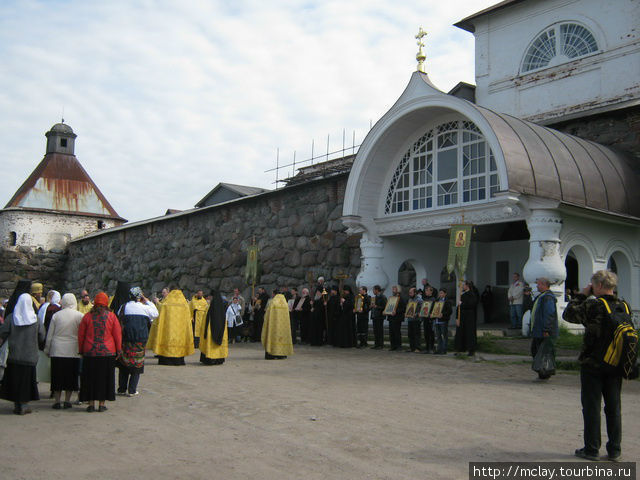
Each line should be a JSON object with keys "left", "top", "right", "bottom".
{"left": 0, "top": 292, "right": 46, "bottom": 415}
{"left": 78, "top": 292, "right": 122, "bottom": 412}
{"left": 44, "top": 293, "right": 83, "bottom": 409}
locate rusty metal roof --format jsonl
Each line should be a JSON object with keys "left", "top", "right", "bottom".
{"left": 476, "top": 105, "right": 640, "bottom": 218}
{"left": 4, "top": 152, "right": 125, "bottom": 221}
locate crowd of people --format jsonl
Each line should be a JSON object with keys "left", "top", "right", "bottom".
{"left": 0, "top": 270, "right": 633, "bottom": 463}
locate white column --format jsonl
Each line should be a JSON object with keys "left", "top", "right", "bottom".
{"left": 523, "top": 208, "right": 566, "bottom": 296}
{"left": 357, "top": 235, "right": 389, "bottom": 290}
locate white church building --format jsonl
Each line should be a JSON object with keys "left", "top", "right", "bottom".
{"left": 342, "top": 0, "right": 640, "bottom": 324}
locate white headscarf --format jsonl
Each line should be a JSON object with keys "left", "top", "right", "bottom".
{"left": 60, "top": 293, "right": 77, "bottom": 310}
{"left": 50, "top": 290, "right": 61, "bottom": 305}
{"left": 13, "top": 293, "right": 37, "bottom": 326}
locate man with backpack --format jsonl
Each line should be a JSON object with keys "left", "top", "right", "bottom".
{"left": 563, "top": 270, "right": 637, "bottom": 462}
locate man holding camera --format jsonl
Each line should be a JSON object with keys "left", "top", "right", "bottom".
{"left": 562, "top": 270, "right": 624, "bottom": 462}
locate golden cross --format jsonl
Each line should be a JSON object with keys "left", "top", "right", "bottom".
{"left": 415, "top": 27, "right": 427, "bottom": 73}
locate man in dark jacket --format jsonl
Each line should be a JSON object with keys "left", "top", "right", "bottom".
{"left": 563, "top": 270, "right": 624, "bottom": 462}
{"left": 433, "top": 288, "right": 452, "bottom": 355}
{"left": 530, "top": 277, "right": 558, "bottom": 379}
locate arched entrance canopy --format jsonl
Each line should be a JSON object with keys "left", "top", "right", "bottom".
{"left": 343, "top": 71, "right": 640, "bottom": 239}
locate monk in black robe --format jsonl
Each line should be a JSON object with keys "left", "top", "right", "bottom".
{"left": 326, "top": 286, "right": 341, "bottom": 346}
{"left": 355, "top": 287, "right": 371, "bottom": 348}
{"left": 455, "top": 281, "right": 479, "bottom": 356}
{"left": 337, "top": 286, "right": 355, "bottom": 348}
{"left": 308, "top": 291, "right": 326, "bottom": 346}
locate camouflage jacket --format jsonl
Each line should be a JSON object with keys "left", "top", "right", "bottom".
{"left": 562, "top": 293, "right": 619, "bottom": 369}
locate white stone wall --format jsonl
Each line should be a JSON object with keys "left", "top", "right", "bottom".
{"left": 471, "top": 0, "right": 640, "bottom": 122}
{"left": 0, "top": 209, "right": 120, "bottom": 250}
{"left": 560, "top": 211, "right": 640, "bottom": 316}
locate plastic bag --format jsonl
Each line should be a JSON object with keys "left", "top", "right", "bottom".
{"left": 532, "top": 338, "right": 556, "bottom": 377}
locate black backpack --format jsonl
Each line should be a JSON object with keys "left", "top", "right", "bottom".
{"left": 598, "top": 298, "right": 639, "bottom": 380}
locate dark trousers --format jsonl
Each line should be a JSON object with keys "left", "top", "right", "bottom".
{"left": 252, "top": 314, "right": 264, "bottom": 342}
{"left": 435, "top": 322, "right": 448, "bottom": 354}
{"left": 389, "top": 319, "right": 402, "bottom": 349}
{"left": 372, "top": 317, "right": 384, "bottom": 347}
{"left": 423, "top": 318, "right": 435, "bottom": 352}
{"left": 580, "top": 366, "right": 622, "bottom": 457}
{"left": 408, "top": 320, "right": 421, "bottom": 351}
{"left": 290, "top": 315, "right": 299, "bottom": 343}
{"left": 118, "top": 369, "right": 140, "bottom": 395}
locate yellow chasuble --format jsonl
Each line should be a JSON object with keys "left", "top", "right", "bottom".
{"left": 77, "top": 301, "right": 93, "bottom": 315}
{"left": 190, "top": 296, "right": 208, "bottom": 338}
{"left": 147, "top": 290, "right": 194, "bottom": 357}
{"left": 199, "top": 308, "right": 228, "bottom": 360}
{"left": 261, "top": 294, "right": 294, "bottom": 356}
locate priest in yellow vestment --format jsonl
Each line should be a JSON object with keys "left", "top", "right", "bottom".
{"left": 189, "top": 290, "right": 208, "bottom": 349}
{"left": 261, "top": 294, "right": 294, "bottom": 359}
{"left": 199, "top": 291, "right": 228, "bottom": 365}
{"left": 147, "top": 289, "right": 194, "bottom": 365}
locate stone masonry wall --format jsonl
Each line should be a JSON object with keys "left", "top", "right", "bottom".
{"left": 0, "top": 246, "right": 68, "bottom": 298}
{"left": 64, "top": 174, "right": 362, "bottom": 299}
{"left": 549, "top": 106, "right": 640, "bottom": 162}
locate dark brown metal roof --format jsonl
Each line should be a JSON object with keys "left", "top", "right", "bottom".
{"left": 454, "top": 0, "right": 528, "bottom": 33}
{"left": 4, "top": 153, "right": 125, "bottom": 221}
{"left": 476, "top": 105, "right": 640, "bottom": 217}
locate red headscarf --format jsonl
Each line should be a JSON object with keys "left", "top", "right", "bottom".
{"left": 94, "top": 292, "right": 109, "bottom": 307}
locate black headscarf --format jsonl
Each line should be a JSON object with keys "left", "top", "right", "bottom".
{"left": 110, "top": 280, "right": 131, "bottom": 316}
{"left": 4, "top": 279, "right": 33, "bottom": 318}
{"left": 204, "top": 290, "right": 226, "bottom": 345}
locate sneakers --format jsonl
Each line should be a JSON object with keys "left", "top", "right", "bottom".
{"left": 116, "top": 391, "right": 127, "bottom": 396}
{"left": 607, "top": 453, "right": 621, "bottom": 462}
{"left": 127, "top": 391, "right": 140, "bottom": 397}
{"left": 575, "top": 448, "right": 599, "bottom": 461}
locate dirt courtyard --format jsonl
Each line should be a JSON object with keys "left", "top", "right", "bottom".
{"left": 2, "top": 343, "right": 639, "bottom": 480}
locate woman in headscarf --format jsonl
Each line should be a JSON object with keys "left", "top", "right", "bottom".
{"left": 0, "top": 293, "right": 46, "bottom": 415}
{"left": 78, "top": 292, "right": 122, "bottom": 412}
{"left": 43, "top": 290, "right": 61, "bottom": 333}
{"left": 116, "top": 287, "right": 158, "bottom": 396}
{"left": 199, "top": 291, "right": 228, "bottom": 365}
{"left": 44, "top": 293, "right": 83, "bottom": 409}
{"left": 261, "top": 294, "right": 294, "bottom": 359}
{"left": 0, "top": 280, "right": 34, "bottom": 382}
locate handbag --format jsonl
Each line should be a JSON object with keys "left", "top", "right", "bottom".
{"left": 532, "top": 338, "right": 556, "bottom": 377}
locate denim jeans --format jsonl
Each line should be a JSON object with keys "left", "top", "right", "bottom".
{"left": 434, "top": 321, "right": 448, "bottom": 354}
{"left": 580, "top": 366, "right": 622, "bottom": 457}
{"left": 510, "top": 304, "right": 523, "bottom": 328}
{"left": 118, "top": 370, "right": 140, "bottom": 394}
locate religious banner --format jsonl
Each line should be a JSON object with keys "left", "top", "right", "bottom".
{"left": 245, "top": 244, "right": 260, "bottom": 286}
{"left": 446, "top": 224, "right": 473, "bottom": 277}
{"left": 419, "top": 300, "right": 433, "bottom": 318}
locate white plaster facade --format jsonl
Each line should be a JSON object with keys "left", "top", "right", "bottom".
{"left": 0, "top": 209, "right": 119, "bottom": 250}
{"left": 464, "top": 0, "right": 640, "bottom": 123}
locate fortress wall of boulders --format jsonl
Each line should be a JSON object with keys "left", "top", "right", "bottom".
{"left": 63, "top": 174, "right": 362, "bottom": 299}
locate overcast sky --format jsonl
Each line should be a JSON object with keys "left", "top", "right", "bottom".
{"left": 0, "top": 0, "right": 497, "bottom": 222}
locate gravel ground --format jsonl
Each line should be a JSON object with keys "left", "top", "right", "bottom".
{"left": 2, "top": 342, "right": 638, "bottom": 480}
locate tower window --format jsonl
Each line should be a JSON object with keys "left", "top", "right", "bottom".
{"left": 9, "top": 231, "right": 17, "bottom": 246}
{"left": 60, "top": 138, "right": 67, "bottom": 147}
{"left": 521, "top": 22, "right": 598, "bottom": 73}
{"left": 97, "top": 220, "right": 105, "bottom": 229}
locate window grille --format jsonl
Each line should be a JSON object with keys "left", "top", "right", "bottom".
{"left": 384, "top": 120, "right": 498, "bottom": 215}
{"left": 522, "top": 22, "right": 598, "bottom": 73}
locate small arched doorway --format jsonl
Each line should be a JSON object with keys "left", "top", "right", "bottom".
{"left": 564, "top": 245, "right": 594, "bottom": 295}
{"left": 565, "top": 252, "right": 579, "bottom": 293}
{"left": 398, "top": 261, "right": 417, "bottom": 292}
{"left": 608, "top": 251, "right": 631, "bottom": 302}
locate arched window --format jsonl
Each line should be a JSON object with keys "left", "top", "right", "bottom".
{"left": 522, "top": 22, "right": 598, "bottom": 73}
{"left": 9, "top": 231, "right": 17, "bottom": 246}
{"left": 384, "top": 120, "right": 499, "bottom": 215}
